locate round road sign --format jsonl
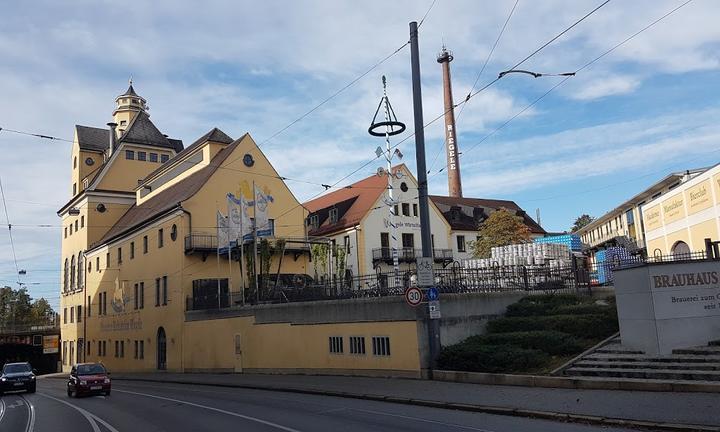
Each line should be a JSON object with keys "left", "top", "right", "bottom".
{"left": 404, "top": 287, "right": 423, "bottom": 307}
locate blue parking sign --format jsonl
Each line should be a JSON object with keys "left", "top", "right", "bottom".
{"left": 427, "top": 287, "right": 439, "bottom": 301}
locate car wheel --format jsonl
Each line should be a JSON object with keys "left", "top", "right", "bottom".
{"left": 28, "top": 386, "right": 36, "bottom": 393}
{"left": 104, "top": 390, "right": 111, "bottom": 396}
{"left": 67, "top": 388, "right": 72, "bottom": 397}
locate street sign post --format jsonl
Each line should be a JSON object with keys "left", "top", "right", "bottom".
{"left": 404, "top": 287, "right": 423, "bottom": 307}
{"left": 416, "top": 257, "right": 434, "bottom": 287}
{"left": 429, "top": 300, "right": 441, "bottom": 319}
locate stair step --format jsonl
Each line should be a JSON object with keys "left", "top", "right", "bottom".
{"left": 585, "top": 353, "right": 720, "bottom": 363}
{"left": 574, "top": 361, "right": 720, "bottom": 371}
{"left": 594, "top": 348, "right": 645, "bottom": 355}
{"left": 673, "top": 346, "right": 720, "bottom": 355}
{"left": 565, "top": 367, "right": 720, "bottom": 381}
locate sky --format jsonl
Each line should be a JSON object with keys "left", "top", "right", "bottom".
{"left": 0, "top": 0, "right": 718, "bottom": 309}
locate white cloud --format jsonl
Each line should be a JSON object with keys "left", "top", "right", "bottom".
{"left": 570, "top": 75, "right": 641, "bottom": 100}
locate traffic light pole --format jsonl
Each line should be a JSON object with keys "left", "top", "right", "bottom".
{"left": 410, "top": 20, "right": 440, "bottom": 378}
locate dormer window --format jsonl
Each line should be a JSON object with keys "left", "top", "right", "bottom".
{"left": 308, "top": 215, "right": 319, "bottom": 230}
{"left": 329, "top": 208, "right": 338, "bottom": 224}
{"left": 132, "top": 99, "right": 139, "bottom": 104}
{"left": 120, "top": 120, "right": 127, "bottom": 126}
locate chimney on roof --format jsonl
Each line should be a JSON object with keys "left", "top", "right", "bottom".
{"left": 438, "top": 46, "right": 463, "bottom": 198}
{"left": 107, "top": 122, "right": 118, "bottom": 156}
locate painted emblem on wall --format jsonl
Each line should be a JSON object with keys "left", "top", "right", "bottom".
{"left": 111, "top": 280, "right": 131, "bottom": 313}
{"left": 243, "top": 154, "right": 255, "bottom": 167}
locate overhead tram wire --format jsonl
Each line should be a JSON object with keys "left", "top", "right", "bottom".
{"left": 0, "top": 177, "right": 21, "bottom": 282}
{"left": 417, "top": 0, "right": 439, "bottom": 29}
{"left": 428, "top": 0, "right": 695, "bottom": 179}
{"left": 427, "top": 0, "right": 519, "bottom": 173}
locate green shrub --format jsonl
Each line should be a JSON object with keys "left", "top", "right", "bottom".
{"left": 486, "top": 314, "right": 618, "bottom": 339}
{"left": 463, "top": 331, "right": 583, "bottom": 355}
{"left": 437, "top": 344, "right": 549, "bottom": 373}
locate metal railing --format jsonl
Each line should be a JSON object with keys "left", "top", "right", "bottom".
{"left": 184, "top": 233, "right": 218, "bottom": 251}
{"left": 371, "top": 248, "right": 453, "bottom": 262}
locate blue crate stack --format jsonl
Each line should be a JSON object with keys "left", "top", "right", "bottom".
{"left": 533, "top": 234, "right": 582, "bottom": 252}
{"left": 595, "top": 249, "right": 607, "bottom": 284}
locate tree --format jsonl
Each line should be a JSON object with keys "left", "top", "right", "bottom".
{"left": 571, "top": 214, "right": 594, "bottom": 232}
{"left": 0, "top": 286, "right": 56, "bottom": 328}
{"left": 471, "top": 208, "right": 532, "bottom": 258}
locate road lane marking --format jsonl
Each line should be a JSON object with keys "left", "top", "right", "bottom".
{"left": 0, "top": 398, "right": 5, "bottom": 424}
{"left": 20, "top": 395, "right": 35, "bottom": 432}
{"left": 37, "top": 393, "right": 119, "bottom": 432}
{"left": 114, "top": 389, "right": 303, "bottom": 432}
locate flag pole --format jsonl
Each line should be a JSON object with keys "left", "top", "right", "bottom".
{"left": 238, "top": 196, "right": 244, "bottom": 307}
{"left": 216, "top": 205, "right": 221, "bottom": 310}
{"left": 253, "top": 182, "right": 260, "bottom": 304}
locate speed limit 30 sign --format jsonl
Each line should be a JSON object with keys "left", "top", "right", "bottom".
{"left": 404, "top": 287, "right": 423, "bottom": 307}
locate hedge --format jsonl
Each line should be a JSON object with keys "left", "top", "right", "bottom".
{"left": 437, "top": 344, "right": 549, "bottom": 373}
{"left": 462, "top": 330, "right": 584, "bottom": 356}
{"left": 486, "top": 314, "right": 618, "bottom": 340}
{"left": 505, "top": 295, "right": 616, "bottom": 318}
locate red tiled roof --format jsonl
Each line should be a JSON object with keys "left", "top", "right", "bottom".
{"left": 303, "top": 165, "right": 407, "bottom": 236}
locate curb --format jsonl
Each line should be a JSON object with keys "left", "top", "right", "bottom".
{"left": 99, "top": 376, "right": 719, "bottom": 432}
{"left": 432, "top": 370, "right": 720, "bottom": 393}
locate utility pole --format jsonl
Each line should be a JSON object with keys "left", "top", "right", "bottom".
{"left": 410, "top": 20, "right": 440, "bottom": 378}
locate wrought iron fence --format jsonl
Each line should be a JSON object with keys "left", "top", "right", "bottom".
{"left": 586, "top": 250, "right": 710, "bottom": 285}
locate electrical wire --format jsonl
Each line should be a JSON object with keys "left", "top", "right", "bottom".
{"left": 0, "top": 177, "right": 20, "bottom": 283}
{"left": 428, "top": 0, "right": 519, "bottom": 173}
{"left": 429, "top": 0, "right": 694, "bottom": 178}
{"left": 417, "top": 0, "right": 439, "bottom": 28}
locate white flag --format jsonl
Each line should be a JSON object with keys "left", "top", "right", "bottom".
{"left": 254, "top": 185, "right": 271, "bottom": 237}
{"left": 217, "top": 211, "right": 229, "bottom": 250}
{"left": 240, "top": 193, "right": 253, "bottom": 242}
{"left": 227, "top": 193, "right": 243, "bottom": 245}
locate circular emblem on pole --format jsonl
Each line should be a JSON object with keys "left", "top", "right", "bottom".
{"left": 405, "top": 287, "right": 423, "bottom": 307}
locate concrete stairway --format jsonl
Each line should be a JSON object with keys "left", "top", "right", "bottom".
{"left": 563, "top": 340, "right": 720, "bottom": 381}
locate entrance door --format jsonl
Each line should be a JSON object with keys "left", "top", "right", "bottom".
{"left": 157, "top": 327, "right": 167, "bottom": 370}
{"left": 234, "top": 334, "right": 243, "bottom": 373}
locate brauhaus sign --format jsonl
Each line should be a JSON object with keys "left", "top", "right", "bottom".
{"left": 614, "top": 260, "right": 720, "bottom": 355}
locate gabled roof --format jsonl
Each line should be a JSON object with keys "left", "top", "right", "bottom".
{"left": 76, "top": 125, "right": 110, "bottom": 152}
{"left": 94, "top": 136, "right": 243, "bottom": 248}
{"left": 303, "top": 166, "right": 405, "bottom": 236}
{"left": 140, "top": 127, "right": 233, "bottom": 186}
{"left": 430, "top": 195, "right": 546, "bottom": 234}
{"left": 119, "top": 111, "right": 183, "bottom": 152}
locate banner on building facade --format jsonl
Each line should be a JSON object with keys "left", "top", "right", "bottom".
{"left": 217, "top": 211, "right": 229, "bottom": 251}
{"left": 254, "top": 185, "right": 272, "bottom": 237}
{"left": 227, "top": 193, "right": 243, "bottom": 245}
{"left": 43, "top": 335, "right": 59, "bottom": 354}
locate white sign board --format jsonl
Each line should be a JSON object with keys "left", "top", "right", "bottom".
{"left": 416, "top": 257, "right": 434, "bottom": 287}
{"left": 429, "top": 300, "right": 441, "bottom": 319}
{"left": 650, "top": 267, "right": 720, "bottom": 319}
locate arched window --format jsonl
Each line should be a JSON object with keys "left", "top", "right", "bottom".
{"left": 70, "top": 255, "right": 76, "bottom": 289}
{"left": 63, "top": 258, "right": 69, "bottom": 292}
{"left": 77, "top": 252, "right": 83, "bottom": 289}
{"left": 672, "top": 241, "right": 691, "bottom": 259}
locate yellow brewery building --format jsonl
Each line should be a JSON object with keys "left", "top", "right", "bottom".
{"left": 58, "top": 84, "right": 489, "bottom": 377}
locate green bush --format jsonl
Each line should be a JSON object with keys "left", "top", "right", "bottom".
{"left": 486, "top": 314, "right": 618, "bottom": 339}
{"left": 505, "top": 295, "right": 617, "bottom": 318}
{"left": 463, "top": 331, "right": 584, "bottom": 355}
{"left": 437, "top": 344, "right": 549, "bottom": 373}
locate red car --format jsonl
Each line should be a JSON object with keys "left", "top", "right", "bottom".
{"left": 67, "top": 363, "right": 111, "bottom": 397}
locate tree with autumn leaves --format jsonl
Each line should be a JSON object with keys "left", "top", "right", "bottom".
{"left": 471, "top": 208, "right": 532, "bottom": 258}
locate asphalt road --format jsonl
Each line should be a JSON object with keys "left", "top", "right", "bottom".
{"left": 0, "top": 378, "right": 638, "bottom": 432}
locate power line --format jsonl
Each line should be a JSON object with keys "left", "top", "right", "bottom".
{"left": 429, "top": 0, "right": 694, "bottom": 178}
{"left": 0, "top": 177, "right": 20, "bottom": 283}
{"left": 417, "top": 0, "right": 439, "bottom": 28}
{"left": 428, "top": 0, "right": 519, "bottom": 173}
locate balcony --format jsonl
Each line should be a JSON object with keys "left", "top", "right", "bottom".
{"left": 185, "top": 233, "right": 313, "bottom": 261}
{"left": 372, "top": 248, "right": 453, "bottom": 266}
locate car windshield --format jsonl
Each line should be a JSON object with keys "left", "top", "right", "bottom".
{"left": 77, "top": 364, "right": 106, "bottom": 375}
{"left": 3, "top": 364, "right": 31, "bottom": 374}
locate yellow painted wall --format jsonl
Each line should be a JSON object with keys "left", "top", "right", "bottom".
{"left": 646, "top": 237, "right": 666, "bottom": 255}
{"left": 665, "top": 228, "right": 690, "bottom": 252}
{"left": 96, "top": 144, "right": 173, "bottom": 192}
{"left": 183, "top": 317, "right": 422, "bottom": 374}
{"left": 643, "top": 204, "right": 662, "bottom": 232}
{"left": 689, "top": 219, "right": 718, "bottom": 251}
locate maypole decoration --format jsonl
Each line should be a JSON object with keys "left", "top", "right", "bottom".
{"left": 369, "top": 75, "right": 406, "bottom": 290}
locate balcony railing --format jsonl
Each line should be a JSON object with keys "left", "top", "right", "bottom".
{"left": 371, "top": 248, "right": 453, "bottom": 263}
{"left": 185, "top": 233, "right": 218, "bottom": 253}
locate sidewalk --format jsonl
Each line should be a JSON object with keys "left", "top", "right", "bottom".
{"left": 103, "top": 372, "right": 720, "bottom": 430}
